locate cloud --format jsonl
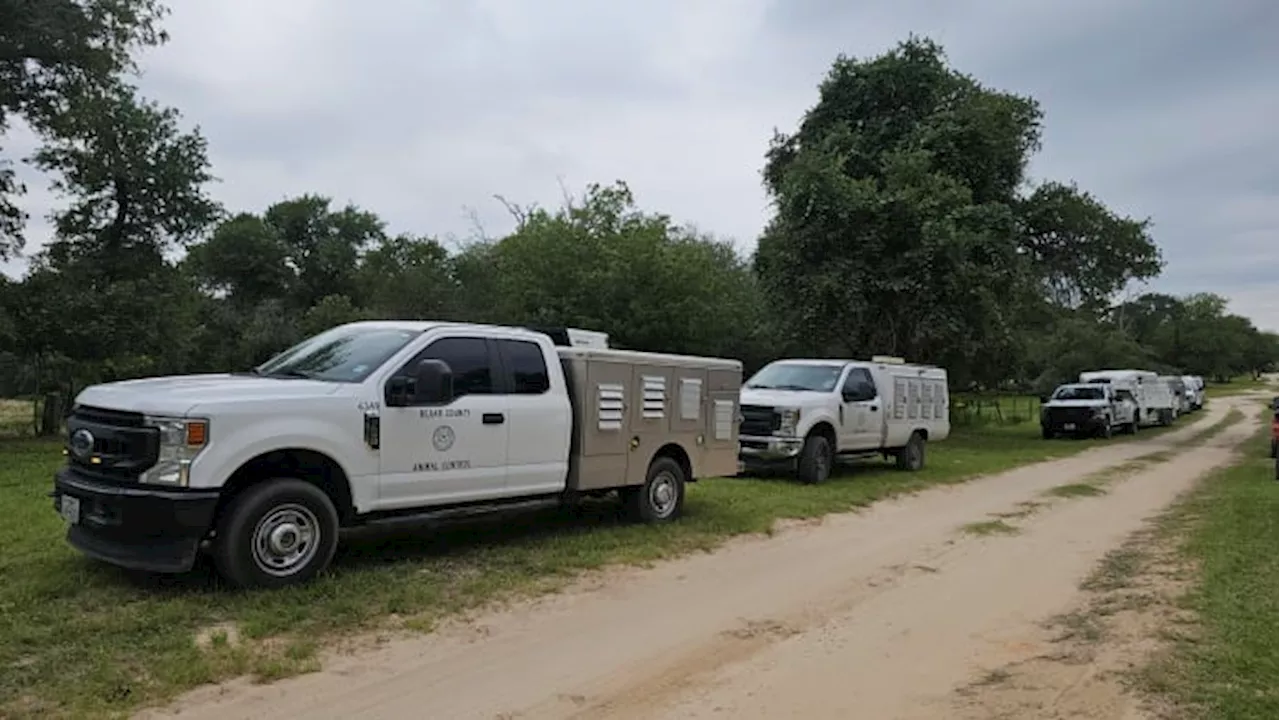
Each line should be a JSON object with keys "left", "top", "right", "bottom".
{"left": 3, "top": 0, "right": 1275, "bottom": 331}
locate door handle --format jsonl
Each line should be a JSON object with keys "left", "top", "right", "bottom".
{"left": 482, "top": 413, "right": 505, "bottom": 425}
{"left": 869, "top": 405, "right": 879, "bottom": 412}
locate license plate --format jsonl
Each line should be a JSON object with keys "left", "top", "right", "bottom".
{"left": 1063, "top": 423, "right": 1076, "bottom": 431}
{"left": 59, "top": 495, "right": 81, "bottom": 524}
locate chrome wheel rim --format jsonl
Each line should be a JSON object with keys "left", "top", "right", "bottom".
{"left": 251, "top": 503, "right": 320, "bottom": 577}
{"left": 649, "top": 471, "right": 679, "bottom": 517}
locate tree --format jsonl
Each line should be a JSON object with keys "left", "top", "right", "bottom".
{"left": 1017, "top": 181, "right": 1162, "bottom": 311}
{"left": 31, "top": 81, "right": 220, "bottom": 280}
{"left": 755, "top": 37, "right": 1042, "bottom": 385}
{"left": 9, "top": 80, "right": 217, "bottom": 392}
{"left": 476, "top": 181, "right": 769, "bottom": 360}
{"left": 0, "top": 0, "right": 171, "bottom": 258}
{"left": 356, "top": 234, "right": 458, "bottom": 320}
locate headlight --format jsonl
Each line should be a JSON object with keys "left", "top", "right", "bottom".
{"left": 1092, "top": 407, "right": 1107, "bottom": 417}
{"left": 776, "top": 408, "right": 801, "bottom": 436}
{"left": 140, "top": 416, "right": 209, "bottom": 486}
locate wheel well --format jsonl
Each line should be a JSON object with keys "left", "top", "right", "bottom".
{"left": 217, "top": 449, "right": 355, "bottom": 525}
{"left": 913, "top": 429, "right": 929, "bottom": 441}
{"left": 808, "top": 422, "right": 836, "bottom": 444}
{"left": 652, "top": 443, "right": 694, "bottom": 483}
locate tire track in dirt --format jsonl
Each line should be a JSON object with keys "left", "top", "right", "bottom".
{"left": 138, "top": 395, "right": 1259, "bottom": 720}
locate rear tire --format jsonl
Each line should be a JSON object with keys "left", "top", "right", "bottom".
{"left": 212, "top": 478, "right": 340, "bottom": 590}
{"left": 623, "top": 456, "right": 686, "bottom": 523}
{"left": 895, "top": 432, "right": 926, "bottom": 471}
{"left": 797, "top": 434, "right": 833, "bottom": 484}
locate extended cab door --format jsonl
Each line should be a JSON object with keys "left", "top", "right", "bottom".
{"left": 378, "top": 335, "right": 510, "bottom": 508}
{"left": 494, "top": 337, "right": 571, "bottom": 496}
{"left": 839, "top": 366, "right": 883, "bottom": 451}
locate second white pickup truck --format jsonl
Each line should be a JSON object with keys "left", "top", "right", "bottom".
{"left": 737, "top": 356, "right": 951, "bottom": 484}
{"left": 51, "top": 322, "right": 742, "bottom": 588}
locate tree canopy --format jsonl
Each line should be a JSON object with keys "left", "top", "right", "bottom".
{"left": 0, "top": 19, "right": 1273, "bottom": 405}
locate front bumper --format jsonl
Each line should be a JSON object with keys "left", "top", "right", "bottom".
{"left": 1041, "top": 414, "right": 1107, "bottom": 434}
{"left": 52, "top": 468, "right": 220, "bottom": 573}
{"left": 738, "top": 434, "right": 805, "bottom": 463}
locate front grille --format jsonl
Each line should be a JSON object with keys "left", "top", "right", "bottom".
{"left": 66, "top": 406, "right": 159, "bottom": 481}
{"left": 739, "top": 404, "right": 779, "bottom": 437}
{"left": 1044, "top": 407, "right": 1095, "bottom": 426}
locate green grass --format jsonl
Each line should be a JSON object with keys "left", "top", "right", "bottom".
{"left": 959, "top": 519, "right": 1020, "bottom": 536}
{"left": 0, "top": 398, "right": 33, "bottom": 439}
{"left": 1045, "top": 482, "right": 1107, "bottom": 498}
{"left": 1203, "top": 375, "right": 1274, "bottom": 399}
{"left": 1139, "top": 409, "right": 1279, "bottom": 719}
{"left": 0, "top": 416, "right": 1189, "bottom": 718}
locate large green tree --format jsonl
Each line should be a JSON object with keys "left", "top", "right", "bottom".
{"left": 1017, "top": 181, "right": 1162, "bottom": 311}
{"left": 9, "top": 80, "right": 217, "bottom": 393}
{"left": 0, "top": 0, "right": 171, "bottom": 258}
{"left": 756, "top": 37, "right": 1042, "bottom": 385}
{"left": 475, "top": 181, "right": 770, "bottom": 363}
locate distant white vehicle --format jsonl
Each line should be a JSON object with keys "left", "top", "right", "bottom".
{"left": 1160, "top": 375, "right": 1189, "bottom": 416}
{"left": 1079, "top": 369, "right": 1175, "bottom": 427}
{"left": 1180, "top": 374, "right": 1205, "bottom": 410}
{"left": 738, "top": 356, "right": 950, "bottom": 484}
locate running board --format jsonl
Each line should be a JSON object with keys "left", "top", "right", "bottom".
{"left": 357, "top": 495, "right": 564, "bottom": 530}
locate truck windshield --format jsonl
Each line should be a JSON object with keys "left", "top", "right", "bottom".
{"left": 1053, "top": 386, "right": 1105, "bottom": 401}
{"left": 253, "top": 326, "right": 418, "bottom": 383}
{"left": 745, "top": 363, "right": 843, "bottom": 392}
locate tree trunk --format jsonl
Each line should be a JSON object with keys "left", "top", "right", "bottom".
{"left": 39, "top": 392, "right": 63, "bottom": 437}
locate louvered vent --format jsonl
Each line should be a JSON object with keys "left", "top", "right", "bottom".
{"left": 642, "top": 375, "right": 666, "bottom": 419}
{"left": 597, "top": 383, "right": 624, "bottom": 431}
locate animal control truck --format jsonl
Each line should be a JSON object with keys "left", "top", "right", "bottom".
{"left": 738, "top": 356, "right": 950, "bottom": 484}
{"left": 51, "top": 321, "right": 742, "bottom": 588}
{"left": 1079, "top": 369, "right": 1175, "bottom": 427}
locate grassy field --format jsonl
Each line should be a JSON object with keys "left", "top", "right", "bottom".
{"left": 1140, "top": 405, "right": 1278, "bottom": 719}
{"left": 0, "top": 398, "right": 33, "bottom": 439}
{"left": 1204, "top": 375, "right": 1275, "bottom": 399}
{"left": 0, "top": 408, "right": 1196, "bottom": 719}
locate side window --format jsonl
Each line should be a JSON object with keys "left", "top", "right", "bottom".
{"left": 420, "top": 337, "right": 493, "bottom": 398}
{"left": 842, "top": 368, "right": 877, "bottom": 402}
{"left": 497, "top": 339, "right": 550, "bottom": 394}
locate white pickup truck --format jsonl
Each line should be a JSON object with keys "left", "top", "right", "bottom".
{"left": 52, "top": 322, "right": 742, "bottom": 588}
{"left": 737, "top": 356, "right": 950, "bottom": 484}
{"left": 1039, "top": 382, "right": 1138, "bottom": 439}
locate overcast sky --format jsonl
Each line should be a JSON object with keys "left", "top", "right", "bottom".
{"left": 5, "top": 0, "right": 1277, "bottom": 330}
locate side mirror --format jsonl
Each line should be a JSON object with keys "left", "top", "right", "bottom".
{"left": 412, "top": 359, "right": 453, "bottom": 405}
{"left": 1038, "top": 395, "right": 1049, "bottom": 404}
{"left": 841, "top": 390, "right": 856, "bottom": 403}
{"left": 384, "top": 359, "right": 454, "bottom": 407}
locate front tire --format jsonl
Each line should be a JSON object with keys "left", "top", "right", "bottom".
{"left": 213, "top": 479, "right": 340, "bottom": 590}
{"left": 797, "top": 434, "right": 833, "bottom": 484}
{"left": 1097, "top": 419, "right": 1113, "bottom": 439}
{"left": 895, "top": 432, "right": 926, "bottom": 471}
{"left": 623, "top": 456, "right": 686, "bottom": 523}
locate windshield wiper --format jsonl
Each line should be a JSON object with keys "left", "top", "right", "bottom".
{"left": 745, "top": 383, "right": 773, "bottom": 389}
{"left": 264, "top": 369, "right": 317, "bottom": 380}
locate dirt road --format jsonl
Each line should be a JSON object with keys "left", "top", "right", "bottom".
{"left": 142, "top": 393, "right": 1269, "bottom": 720}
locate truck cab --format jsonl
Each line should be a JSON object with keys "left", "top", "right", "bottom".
{"left": 51, "top": 321, "right": 741, "bottom": 588}
{"left": 737, "top": 357, "right": 950, "bottom": 484}
{"left": 1040, "top": 383, "right": 1137, "bottom": 439}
